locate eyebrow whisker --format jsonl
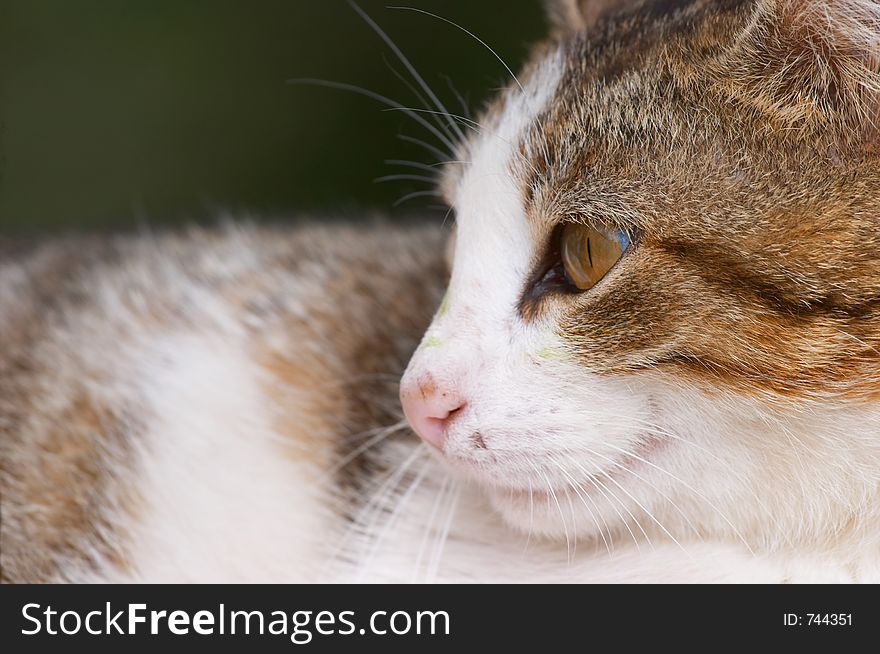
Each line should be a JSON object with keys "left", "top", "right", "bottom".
{"left": 349, "top": 1, "right": 467, "bottom": 144}
{"left": 288, "top": 78, "right": 457, "bottom": 154}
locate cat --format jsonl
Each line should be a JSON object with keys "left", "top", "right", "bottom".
{"left": 2, "top": 0, "right": 879, "bottom": 583}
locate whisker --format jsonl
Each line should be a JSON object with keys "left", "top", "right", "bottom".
{"left": 397, "top": 133, "right": 450, "bottom": 161}
{"left": 361, "top": 453, "right": 434, "bottom": 579}
{"left": 548, "top": 410, "right": 789, "bottom": 548}
{"left": 388, "top": 5, "right": 526, "bottom": 95}
{"left": 579, "top": 447, "right": 703, "bottom": 541}
{"left": 382, "top": 55, "right": 452, "bottom": 137}
{"left": 573, "top": 473, "right": 632, "bottom": 553}
{"left": 387, "top": 4, "right": 554, "bottom": 179}
{"left": 660, "top": 430, "right": 791, "bottom": 547}
{"left": 426, "top": 479, "right": 461, "bottom": 583}
{"left": 524, "top": 477, "right": 535, "bottom": 553}
{"left": 441, "top": 73, "right": 471, "bottom": 119}
{"left": 552, "top": 461, "right": 613, "bottom": 556}
{"left": 412, "top": 474, "right": 452, "bottom": 583}
{"left": 424, "top": 159, "right": 472, "bottom": 167}
{"left": 351, "top": 448, "right": 425, "bottom": 532}
{"left": 553, "top": 453, "right": 635, "bottom": 553}
{"left": 565, "top": 490, "right": 579, "bottom": 559}
{"left": 393, "top": 189, "right": 443, "bottom": 207}
{"left": 575, "top": 472, "right": 634, "bottom": 553}
{"left": 572, "top": 448, "right": 686, "bottom": 553}
{"left": 329, "top": 446, "right": 426, "bottom": 576}
{"left": 324, "top": 419, "right": 409, "bottom": 479}
{"left": 288, "top": 78, "right": 457, "bottom": 154}
{"left": 374, "top": 173, "right": 437, "bottom": 184}
{"left": 387, "top": 5, "right": 560, "bottom": 180}
{"left": 383, "top": 107, "right": 482, "bottom": 132}
{"left": 349, "top": 1, "right": 466, "bottom": 142}
{"left": 534, "top": 464, "right": 572, "bottom": 562}
{"left": 566, "top": 457, "right": 651, "bottom": 550}
{"left": 598, "top": 440, "right": 755, "bottom": 554}
{"left": 353, "top": 453, "right": 427, "bottom": 552}
{"left": 385, "top": 158, "right": 443, "bottom": 172}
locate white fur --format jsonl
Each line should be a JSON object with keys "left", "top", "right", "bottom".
{"left": 99, "top": 334, "right": 331, "bottom": 583}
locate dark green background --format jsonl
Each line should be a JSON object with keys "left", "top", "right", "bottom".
{"left": 0, "top": 1, "right": 546, "bottom": 233}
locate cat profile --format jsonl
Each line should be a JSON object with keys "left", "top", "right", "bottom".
{"left": 397, "top": 0, "right": 880, "bottom": 573}
{"left": 1, "top": 0, "right": 878, "bottom": 582}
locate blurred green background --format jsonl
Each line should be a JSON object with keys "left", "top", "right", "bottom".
{"left": 0, "top": 0, "right": 546, "bottom": 233}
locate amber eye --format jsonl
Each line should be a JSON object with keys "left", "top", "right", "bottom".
{"left": 559, "top": 223, "right": 629, "bottom": 291}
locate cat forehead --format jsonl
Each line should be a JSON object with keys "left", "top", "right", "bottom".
{"left": 447, "top": 2, "right": 730, "bottom": 230}
{"left": 448, "top": 0, "right": 879, "bottom": 239}
{"left": 441, "top": 43, "right": 566, "bottom": 235}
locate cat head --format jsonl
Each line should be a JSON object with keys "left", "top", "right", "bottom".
{"left": 400, "top": 0, "right": 880, "bottom": 549}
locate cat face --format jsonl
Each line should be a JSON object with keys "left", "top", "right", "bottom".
{"left": 400, "top": 0, "right": 880, "bottom": 548}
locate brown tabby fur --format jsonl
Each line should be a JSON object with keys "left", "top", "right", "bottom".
{"left": 0, "top": 224, "right": 445, "bottom": 581}
{"left": 470, "top": 0, "right": 880, "bottom": 400}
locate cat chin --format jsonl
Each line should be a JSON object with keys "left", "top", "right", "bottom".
{"left": 482, "top": 481, "right": 625, "bottom": 540}
{"left": 484, "top": 486, "right": 575, "bottom": 537}
{"left": 468, "top": 433, "right": 674, "bottom": 542}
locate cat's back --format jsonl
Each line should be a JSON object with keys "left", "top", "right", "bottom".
{"left": 0, "top": 221, "right": 445, "bottom": 582}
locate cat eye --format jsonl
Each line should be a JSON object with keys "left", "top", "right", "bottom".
{"left": 520, "top": 222, "right": 631, "bottom": 317}
{"left": 559, "top": 223, "right": 629, "bottom": 292}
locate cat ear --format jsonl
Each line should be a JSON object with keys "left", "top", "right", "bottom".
{"left": 544, "top": 0, "right": 635, "bottom": 33}
{"left": 722, "top": 0, "right": 880, "bottom": 143}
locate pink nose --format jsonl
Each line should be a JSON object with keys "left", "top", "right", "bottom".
{"left": 400, "top": 374, "right": 465, "bottom": 450}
